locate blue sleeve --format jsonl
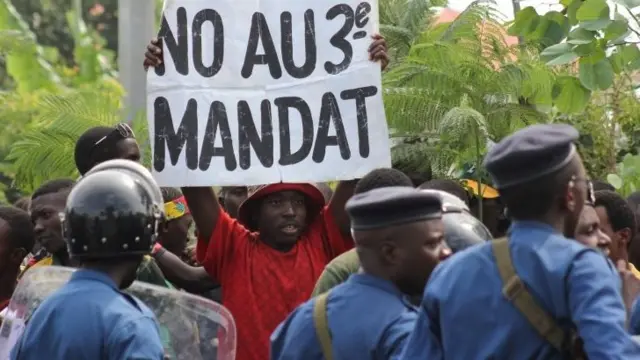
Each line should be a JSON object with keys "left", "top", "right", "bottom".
{"left": 379, "top": 311, "right": 417, "bottom": 360}
{"left": 270, "top": 303, "right": 321, "bottom": 360}
{"left": 568, "top": 251, "right": 640, "bottom": 358}
{"left": 107, "top": 317, "right": 165, "bottom": 360}
{"left": 398, "top": 282, "right": 444, "bottom": 359}
{"left": 630, "top": 297, "right": 640, "bottom": 335}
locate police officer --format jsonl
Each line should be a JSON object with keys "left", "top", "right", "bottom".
{"left": 11, "top": 164, "right": 165, "bottom": 359}
{"left": 311, "top": 189, "right": 487, "bottom": 297}
{"left": 271, "top": 187, "right": 450, "bottom": 359}
{"left": 401, "top": 124, "right": 640, "bottom": 359}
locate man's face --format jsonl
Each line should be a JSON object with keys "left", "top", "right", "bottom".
{"left": 564, "top": 157, "right": 588, "bottom": 237}
{"left": 394, "top": 219, "right": 450, "bottom": 296}
{"left": 31, "top": 192, "right": 67, "bottom": 254}
{"left": 595, "top": 205, "right": 629, "bottom": 263}
{"left": 115, "top": 138, "right": 141, "bottom": 163}
{"left": 160, "top": 214, "right": 193, "bottom": 256}
{"left": 0, "top": 218, "right": 24, "bottom": 276}
{"left": 220, "top": 187, "right": 247, "bottom": 219}
{"left": 575, "top": 205, "right": 611, "bottom": 256}
{"left": 257, "top": 191, "right": 307, "bottom": 247}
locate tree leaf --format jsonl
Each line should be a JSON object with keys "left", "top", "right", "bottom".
{"left": 567, "top": 27, "right": 597, "bottom": 44}
{"left": 547, "top": 52, "right": 579, "bottom": 66}
{"left": 579, "top": 18, "right": 613, "bottom": 31}
{"left": 508, "top": 6, "right": 539, "bottom": 37}
{"left": 579, "top": 58, "right": 614, "bottom": 90}
{"left": 567, "top": 0, "right": 582, "bottom": 25}
{"left": 611, "top": 44, "right": 640, "bottom": 72}
{"left": 577, "top": 0, "right": 610, "bottom": 21}
{"left": 534, "top": 11, "right": 570, "bottom": 46}
{"left": 541, "top": 42, "right": 576, "bottom": 65}
{"left": 573, "top": 41, "right": 597, "bottom": 56}
{"left": 552, "top": 76, "right": 591, "bottom": 113}
{"left": 607, "top": 173, "right": 623, "bottom": 189}
{"left": 604, "top": 19, "right": 629, "bottom": 41}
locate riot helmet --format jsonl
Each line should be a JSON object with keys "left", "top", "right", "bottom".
{"left": 62, "top": 166, "right": 164, "bottom": 259}
{"left": 84, "top": 159, "right": 163, "bottom": 206}
{"left": 421, "top": 189, "right": 492, "bottom": 252}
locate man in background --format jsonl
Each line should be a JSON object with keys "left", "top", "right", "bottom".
{"left": 0, "top": 206, "right": 35, "bottom": 320}
{"left": 74, "top": 123, "right": 140, "bottom": 176}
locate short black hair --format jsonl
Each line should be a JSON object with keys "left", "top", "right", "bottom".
{"left": 355, "top": 168, "right": 414, "bottom": 194}
{"left": 627, "top": 191, "right": 640, "bottom": 211}
{"left": 498, "top": 158, "right": 579, "bottom": 220}
{"left": 592, "top": 180, "right": 616, "bottom": 192}
{"left": 75, "top": 126, "right": 115, "bottom": 175}
{"left": 595, "top": 190, "right": 637, "bottom": 239}
{"left": 31, "top": 179, "right": 75, "bottom": 201}
{"left": 161, "top": 187, "right": 183, "bottom": 203}
{"left": 0, "top": 206, "right": 35, "bottom": 252}
{"left": 419, "top": 179, "right": 469, "bottom": 204}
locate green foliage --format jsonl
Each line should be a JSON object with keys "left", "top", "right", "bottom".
{"left": 0, "top": 0, "right": 61, "bottom": 93}
{"left": 10, "top": 0, "right": 119, "bottom": 65}
{"left": 607, "top": 154, "right": 640, "bottom": 196}
{"left": 0, "top": 0, "right": 122, "bottom": 195}
{"left": 382, "top": 1, "right": 553, "bottom": 176}
{"left": 7, "top": 80, "right": 149, "bottom": 192}
{"left": 510, "top": 0, "right": 640, "bottom": 112}
{"left": 379, "top": 0, "right": 447, "bottom": 68}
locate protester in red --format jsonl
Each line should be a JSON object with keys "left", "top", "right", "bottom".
{"left": 0, "top": 206, "right": 35, "bottom": 318}
{"left": 192, "top": 183, "right": 357, "bottom": 360}
{"left": 143, "top": 33, "right": 389, "bottom": 360}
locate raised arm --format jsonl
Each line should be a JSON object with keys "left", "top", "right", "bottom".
{"left": 181, "top": 187, "right": 220, "bottom": 245}
{"left": 328, "top": 180, "right": 357, "bottom": 235}
{"left": 152, "top": 247, "right": 220, "bottom": 294}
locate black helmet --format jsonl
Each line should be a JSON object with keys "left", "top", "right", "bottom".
{"left": 62, "top": 165, "right": 164, "bottom": 259}
{"left": 420, "top": 189, "right": 492, "bottom": 252}
{"left": 85, "top": 159, "right": 163, "bottom": 205}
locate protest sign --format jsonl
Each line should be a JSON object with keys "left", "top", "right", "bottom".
{"left": 147, "top": 0, "right": 391, "bottom": 186}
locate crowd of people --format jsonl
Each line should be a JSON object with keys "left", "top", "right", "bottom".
{"left": 1, "top": 34, "right": 640, "bottom": 359}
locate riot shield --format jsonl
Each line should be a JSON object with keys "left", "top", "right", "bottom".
{"left": 0, "top": 266, "right": 236, "bottom": 360}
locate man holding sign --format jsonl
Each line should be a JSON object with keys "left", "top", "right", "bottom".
{"left": 144, "top": 0, "right": 390, "bottom": 358}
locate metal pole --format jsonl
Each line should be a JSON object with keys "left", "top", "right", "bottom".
{"left": 118, "top": 0, "right": 156, "bottom": 124}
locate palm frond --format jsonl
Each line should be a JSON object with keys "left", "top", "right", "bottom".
{"left": 5, "top": 81, "right": 146, "bottom": 192}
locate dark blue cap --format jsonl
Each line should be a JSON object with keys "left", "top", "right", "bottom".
{"left": 483, "top": 124, "right": 579, "bottom": 189}
{"left": 346, "top": 187, "right": 443, "bottom": 231}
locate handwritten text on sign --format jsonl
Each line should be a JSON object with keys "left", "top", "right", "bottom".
{"left": 147, "top": 0, "right": 391, "bottom": 186}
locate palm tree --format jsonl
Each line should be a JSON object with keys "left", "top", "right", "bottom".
{"left": 383, "top": 0, "right": 555, "bottom": 178}
{"left": 6, "top": 84, "right": 149, "bottom": 192}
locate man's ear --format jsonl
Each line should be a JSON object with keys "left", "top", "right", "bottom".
{"left": 564, "top": 182, "right": 576, "bottom": 212}
{"left": 620, "top": 228, "right": 632, "bottom": 246}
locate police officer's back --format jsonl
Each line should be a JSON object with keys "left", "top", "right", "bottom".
{"left": 11, "top": 166, "right": 165, "bottom": 359}
{"left": 401, "top": 124, "right": 640, "bottom": 359}
{"left": 271, "top": 187, "right": 450, "bottom": 360}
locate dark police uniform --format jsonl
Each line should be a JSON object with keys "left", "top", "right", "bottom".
{"left": 271, "top": 187, "right": 442, "bottom": 360}
{"left": 11, "top": 166, "right": 165, "bottom": 359}
{"left": 401, "top": 124, "right": 640, "bottom": 359}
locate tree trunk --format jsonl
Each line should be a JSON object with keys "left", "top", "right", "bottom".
{"left": 512, "top": 0, "right": 524, "bottom": 44}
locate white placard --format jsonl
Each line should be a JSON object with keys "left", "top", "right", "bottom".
{"left": 147, "top": 0, "right": 391, "bottom": 186}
